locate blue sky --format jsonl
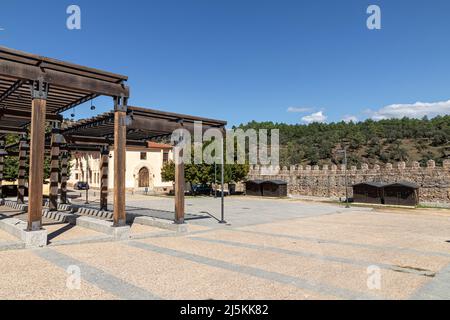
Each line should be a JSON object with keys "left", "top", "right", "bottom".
{"left": 1, "top": 0, "right": 450, "bottom": 126}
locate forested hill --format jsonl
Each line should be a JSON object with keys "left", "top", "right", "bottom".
{"left": 236, "top": 116, "right": 450, "bottom": 167}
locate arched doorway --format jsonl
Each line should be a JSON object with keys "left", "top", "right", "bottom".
{"left": 138, "top": 167, "right": 150, "bottom": 188}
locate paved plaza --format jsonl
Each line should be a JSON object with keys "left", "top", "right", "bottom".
{"left": 0, "top": 194, "right": 449, "bottom": 300}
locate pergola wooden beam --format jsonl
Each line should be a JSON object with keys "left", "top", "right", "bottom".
{"left": 100, "top": 146, "right": 109, "bottom": 211}
{"left": 0, "top": 60, "right": 129, "bottom": 98}
{"left": 0, "top": 126, "right": 26, "bottom": 134}
{"left": 60, "top": 151, "right": 69, "bottom": 204}
{"left": 64, "top": 135, "right": 148, "bottom": 148}
{"left": 49, "top": 124, "right": 61, "bottom": 211}
{"left": 113, "top": 97, "right": 127, "bottom": 226}
{"left": 0, "top": 109, "right": 63, "bottom": 121}
{"left": 58, "top": 93, "right": 98, "bottom": 114}
{"left": 17, "top": 138, "right": 28, "bottom": 204}
{"left": 64, "top": 135, "right": 111, "bottom": 146}
{"left": 27, "top": 94, "right": 46, "bottom": 231}
{"left": 0, "top": 79, "right": 24, "bottom": 103}
{"left": 0, "top": 140, "right": 4, "bottom": 199}
{"left": 174, "top": 124, "right": 185, "bottom": 224}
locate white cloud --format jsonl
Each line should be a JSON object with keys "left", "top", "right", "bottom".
{"left": 287, "top": 107, "right": 313, "bottom": 113}
{"left": 368, "top": 99, "right": 450, "bottom": 120}
{"left": 302, "top": 111, "right": 327, "bottom": 124}
{"left": 343, "top": 115, "right": 358, "bottom": 123}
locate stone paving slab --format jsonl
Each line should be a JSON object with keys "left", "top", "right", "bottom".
{"left": 0, "top": 249, "right": 117, "bottom": 300}
{"left": 45, "top": 223, "right": 111, "bottom": 245}
{"left": 237, "top": 212, "right": 450, "bottom": 256}
{"left": 129, "top": 223, "right": 174, "bottom": 236}
{"left": 0, "top": 195, "right": 449, "bottom": 300}
{"left": 194, "top": 229, "right": 448, "bottom": 275}
{"left": 0, "top": 228, "right": 24, "bottom": 251}
{"left": 137, "top": 235, "right": 426, "bottom": 299}
{"left": 0, "top": 228, "right": 20, "bottom": 242}
{"left": 52, "top": 241, "right": 333, "bottom": 300}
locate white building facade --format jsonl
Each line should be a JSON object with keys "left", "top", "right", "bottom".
{"left": 68, "top": 142, "right": 174, "bottom": 193}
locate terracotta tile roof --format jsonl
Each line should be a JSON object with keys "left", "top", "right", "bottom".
{"left": 148, "top": 141, "right": 172, "bottom": 149}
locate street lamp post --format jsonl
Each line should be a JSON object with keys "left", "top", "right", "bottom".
{"left": 214, "top": 162, "right": 217, "bottom": 198}
{"left": 219, "top": 142, "right": 226, "bottom": 224}
{"left": 85, "top": 154, "right": 90, "bottom": 204}
{"left": 337, "top": 148, "right": 350, "bottom": 208}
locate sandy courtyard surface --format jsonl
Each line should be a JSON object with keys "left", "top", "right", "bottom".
{"left": 0, "top": 195, "right": 449, "bottom": 300}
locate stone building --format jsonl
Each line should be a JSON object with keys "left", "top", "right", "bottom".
{"left": 248, "top": 160, "right": 450, "bottom": 206}
{"left": 68, "top": 142, "right": 174, "bottom": 193}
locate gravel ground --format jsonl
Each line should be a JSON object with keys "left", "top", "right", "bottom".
{"left": 0, "top": 195, "right": 449, "bottom": 300}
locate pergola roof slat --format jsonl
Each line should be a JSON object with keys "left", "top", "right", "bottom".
{"left": 0, "top": 46, "right": 128, "bottom": 82}
{"left": 0, "top": 46, "right": 129, "bottom": 118}
{"left": 60, "top": 106, "right": 227, "bottom": 143}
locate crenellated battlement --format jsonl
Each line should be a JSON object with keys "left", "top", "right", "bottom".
{"left": 248, "top": 160, "right": 450, "bottom": 205}
{"left": 249, "top": 160, "right": 450, "bottom": 176}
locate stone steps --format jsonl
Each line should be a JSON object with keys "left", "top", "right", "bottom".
{"left": 42, "top": 201, "right": 72, "bottom": 212}
{"left": 76, "top": 207, "right": 113, "bottom": 220}
{"left": 2, "top": 200, "right": 28, "bottom": 212}
{"left": 42, "top": 209, "right": 77, "bottom": 224}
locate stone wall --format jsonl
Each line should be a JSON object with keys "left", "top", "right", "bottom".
{"left": 248, "top": 160, "right": 450, "bottom": 205}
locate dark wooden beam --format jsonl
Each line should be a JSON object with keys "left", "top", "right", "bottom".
{"left": 113, "top": 109, "right": 127, "bottom": 226}
{"left": 56, "top": 93, "right": 98, "bottom": 114}
{"left": 60, "top": 151, "right": 69, "bottom": 204}
{"left": 63, "top": 135, "right": 148, "bottom": 147}
{"left": 17, "top": 139, "right": 28, "bottom": 204}
{"left": 0, "top": 59, "right": 130, "bottom": 97}
{"left": 129, "top": 115, "right": 225, "bottom": 136}
{"left": 174, "top": 128, "right": 185, "bottom": 224}
{"left": 129, "top": 106, "right": 227, "bottom": 127}
{"left": 0, "top": 140, "right": 4, "bottom": 199}
{"left": 0, "top": 109, "right": 63, "bottom": 121}
{"left": 49, "top": 129, "right": 60, "bottom": 211}
{"left": 64, "top": 135, "right": 110, "bottom": 146}
{"left": 0, "top": 126, "right": 26, "bottom": 134}
{"left": 0, "top": 79, "right": 24, "bottom": 103}
{"left": 6, "top": 152, "right": 19, "bottom": 157}
{"left": 27, "top": 98, "right": 46, "bottom": 231}
{"left": 100, "top": 147, "right": 109, "bottom": 211}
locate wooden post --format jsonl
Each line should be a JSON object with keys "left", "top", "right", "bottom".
{"left": 60, "top": 151, "right": 68, "bottom": 204}
{"left": 17, "top": 137, "right": 28, "bottom": 204}
{"left": 27, "top": 80, "right": 48, "bottom": 231}
{"left": 49, "top": 123, "right": 60, "bottom": 211}
{"left": 100, "top": 146, "right": 109, "bottom": 211}
{"left": 0, "top": 140, "right": 4, "bottom": 200}
{"left": 174, "top": 125, "right": 185, "bottom": 224}
{"left": 113, "top": 97, "right": 127, "bottom": 226}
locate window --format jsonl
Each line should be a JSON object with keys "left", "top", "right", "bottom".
{"left": 140, "top": 152, "right": 147, "bottom": 160}
{"left": 75, "top": 173, "right": 79, "bottom": 180}
{"left": 163, "top": 151, "right": 169, "bottom": 164}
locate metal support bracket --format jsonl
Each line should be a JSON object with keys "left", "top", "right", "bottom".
{"left": 30, "top": 78, "right": 49, "bottom": 100}
{"left": 50, "top": 120, "right": 62, "bottom": 130}
{"left": 114, "top": 95, "right": 128, "bottom": 112}
{"left": 101, "top": 145, "right": 110, "bottom": 155}
{"left": 29, "top": 221, "right": 42, "bottom": 232}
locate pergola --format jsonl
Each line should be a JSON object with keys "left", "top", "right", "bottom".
{"left": 0, "top": 46, "right": 226, "bottom": 236}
